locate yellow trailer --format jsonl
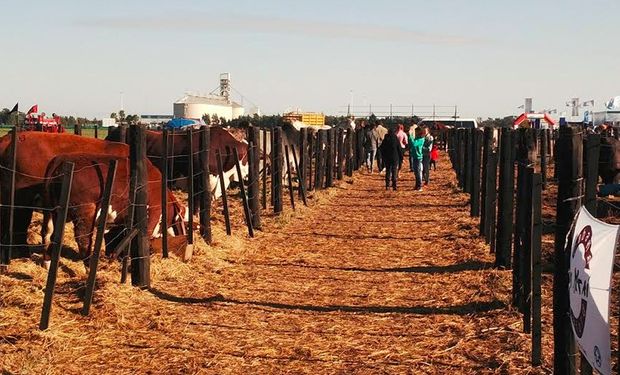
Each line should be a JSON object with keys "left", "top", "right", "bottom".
{"left": 283, "top": 112, "right": 325, "bottom": 126}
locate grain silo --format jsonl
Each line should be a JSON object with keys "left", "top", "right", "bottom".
{"left": 173, "top": 73, "right": 245, "bottom": 121}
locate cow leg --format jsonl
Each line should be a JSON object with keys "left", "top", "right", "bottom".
{"left": 11, "top": 207, "right": 34, "bottom": 255}
{"left": 40, "top": 211, "right": 55, "bottom": 269}
{"left": 71, "top": 204, "right": 97, "bottom": 269}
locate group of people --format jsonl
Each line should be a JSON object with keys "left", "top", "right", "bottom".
{"left": 362, "top": 122, "right": 438, "bottom": 191}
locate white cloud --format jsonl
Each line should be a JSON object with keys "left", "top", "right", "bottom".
{"left": 78, "top": 12, "right": 485, "bottom": 45}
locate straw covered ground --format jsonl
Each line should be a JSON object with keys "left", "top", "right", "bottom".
{"left": 1, "top": 159, "right": 581, "bottom": 374}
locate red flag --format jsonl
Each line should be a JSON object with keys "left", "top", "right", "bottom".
{"left": 26, "top": 104, "right": 38, "bottom": 115}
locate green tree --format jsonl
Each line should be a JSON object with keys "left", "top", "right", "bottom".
{"left": 202, "top": 113, "right": 211, "bottom": 125}
{"left": 125, "top": 114, "right": 140, "bottom": 124}
{"left": 210, "top": 113, "right": 219, "bottom": 125}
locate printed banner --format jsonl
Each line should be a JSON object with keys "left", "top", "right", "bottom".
{"left": 569, "top": 206, "right": 620, "bottom": 375}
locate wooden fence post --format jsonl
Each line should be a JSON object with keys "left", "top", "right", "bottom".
{"left": 522, "top": 166, "right": 534, "bottom": 333}
{"left": 540, "top": 129, "right": 548, "bottom": 190}
{"left": 337, "top": 128, "right": 344, "bottom": 180}
{"left": 345, "top": 129, "right": 353, "bottom": 177}
{"left": 325, "top": 128, "right": 334, "bottom": 188}
{"left": 120, "top": 126, "right": 138, "bottom": 284}
{"left": 216, "top": 149, "right": 232, "bottom": 235}
{"left": 129, "top": 124, "right": 150, "bottom": 288}
{"left": 299, "top": 128, "right": 308, "bottom": 197}
{"left": 186, "top": 128, "right": 195, "bottom": 249}
{"left": 39, "top": 162, "right": 74, "bottom": 330}
{"left": 161, "top": 128, "right": 169, "bottom": 258}
{"left": 307, "top": 130, "right": 314, "bottom": 189}
{"left": 495, "top": 128, "right": 514, "bottom": 268}
{"left": 233, "top": 147, "right": 254, "bottom": 238}
{"left": 486, "top": 148, "right": 499, "bottom": 250}
{"left": 261, "top": 128, "right": 268, "bottom": 209}
{"left": 82, "top": 160, "right": 117, "bottom": 316}
{"left": 458, "top": 129, "right": 466, "bottom": 189}
{"left": 531, "top": 171, "right": 543, "bottom": 366}
{"left": 1, "top": 127, "right": 18, "bottom": 269}
{"left": 199, "top": 126, "right": 212, "bottom": 243}
{"left": 583, "top": 133, "right": 600, "bottom": 216}
{"left": 291, "top": 144, "right": 308, "bottom": 206}
{"left": 470, "top": 129, "right": 482, "bottom": 217}
{"left": 479, "top": 127, "right": 492, "bottom": 234}
{"left": 284, "top": 145, "right": 296, "bottom": 210}
{"left": 464, "top": 129, "right": 473, "bottom": 194}
{"left": 315, "top": 130, "right": 324, "bottom": 190}
{"left": 247, "top": 126, "right": 261, "bottom": 229}
{"left": 352, "top": 129, "right": 358, "bottom": 171}
{"left": 553, "top": 125, "right": 582, "bottom": 374}
{"left": 513, "top": 128, "right": 527, "bottom": 308}
{"left": 272, "top": 127, "right": 283, "bottom": 214}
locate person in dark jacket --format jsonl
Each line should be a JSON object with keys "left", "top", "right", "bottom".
{"left": 379, "top": 127, "right": 403, "bottom": 190}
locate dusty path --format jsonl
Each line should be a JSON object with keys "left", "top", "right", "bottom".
{"left": 1, "top": 161, "right": 546, "bottom": 374}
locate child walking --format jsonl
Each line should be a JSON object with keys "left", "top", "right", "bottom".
{"left": 430, "top": 143, "right": 439, "bottom": 171}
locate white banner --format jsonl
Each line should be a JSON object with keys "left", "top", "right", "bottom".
{"left": 569, "top": 207, "right": 620, "bottom": 375}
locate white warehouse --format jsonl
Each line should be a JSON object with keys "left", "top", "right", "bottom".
{"left": 173, "top": 94, "right": 245, "bottom": 121}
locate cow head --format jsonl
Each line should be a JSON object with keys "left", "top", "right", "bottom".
{"left": 168, "top": 194, "right": 189, "bottom": 237}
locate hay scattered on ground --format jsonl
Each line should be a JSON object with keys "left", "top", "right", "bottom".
{"left": 3, "top": 159, "right": 617, "bottom": 374}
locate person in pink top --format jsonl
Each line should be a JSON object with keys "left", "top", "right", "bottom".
{"left": 395, "top": 124, "right": 408, "bottom": 175}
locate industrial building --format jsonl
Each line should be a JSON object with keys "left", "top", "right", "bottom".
{"left": 173, "top": 94, "right": 244, "bottom": 121}
{"left": 173, "top": 73, "right": 246, "bottom": 121}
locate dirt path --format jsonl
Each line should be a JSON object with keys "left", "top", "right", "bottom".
{"left": 1, "top": 161, "right": 547, "bottom": 374}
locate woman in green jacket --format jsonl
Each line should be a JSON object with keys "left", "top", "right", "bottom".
{"left": 408, "top": 128, "right": 425, "bottom": 191}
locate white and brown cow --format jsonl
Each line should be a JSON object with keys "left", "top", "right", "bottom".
{"left": 105, "top": 126, "right": 249, "bottom": 203}
{"left": 41, "top": 153, "right": 187, "bottom": 268}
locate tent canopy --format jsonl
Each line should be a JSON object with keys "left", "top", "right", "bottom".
{"left": 165, "top": 117, "right": 206, "bottom": 129}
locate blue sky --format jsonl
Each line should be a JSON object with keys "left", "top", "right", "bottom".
{"left": 1, "top": 0, "right": 619, "bottom": 119}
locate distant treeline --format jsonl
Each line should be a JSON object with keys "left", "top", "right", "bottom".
{"left": 0, "top": 107, "right": 101, "bottom": 127}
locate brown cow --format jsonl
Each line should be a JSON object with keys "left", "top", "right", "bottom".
{"left": 41, "top": 153, "right": 187, "bottom": 268}
{"left": 105, "top": 126, "right": 249, "bottom": 203}
{"left": 0, "top": 132, "right": 128, "bottom": 250}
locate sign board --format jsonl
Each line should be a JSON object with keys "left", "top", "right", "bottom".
{"left": 569, "top": 206, "right": 620, "bottom": 375}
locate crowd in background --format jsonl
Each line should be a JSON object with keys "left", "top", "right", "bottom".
{"left": 356, "top": 119, "right": 438, "bottom": 191}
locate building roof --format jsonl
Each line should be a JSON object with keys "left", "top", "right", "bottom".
{"left": 175, "top": 94, "right": 243, "bottom": 108}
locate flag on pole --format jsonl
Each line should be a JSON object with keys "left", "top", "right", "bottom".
{"left": 8, "top": 103, "right": 18, "bottom": 114}
{"left": 26, "top": 104, "right": 38, "bottom": 115}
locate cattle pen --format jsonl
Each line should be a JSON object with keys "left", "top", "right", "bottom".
{"left": 1, "top": 122, "right": 620, "bottom": 374}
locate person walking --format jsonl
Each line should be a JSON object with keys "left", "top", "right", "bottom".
{"left": 422, "top": 127, "right": 434, "bottom": 185}
{"left": 430, "top": 143, "right": 439, "bottom": 171}
{"left": 408, "top": 124, "right": 418, "bottom": 171}
{"left": 379, "top": 127, "right": 402, "bottom": 191}
{"left": 396, "top": 124, "right": 408, "bottom": 176}
{"left": 409, "top": 127, "right": 425, "bottom": 191}
{"left": 364, "top": 123, "right": 378, "bottom": 173}
{"left": 375, "top": 121, "right": 388, "bottom": 174}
